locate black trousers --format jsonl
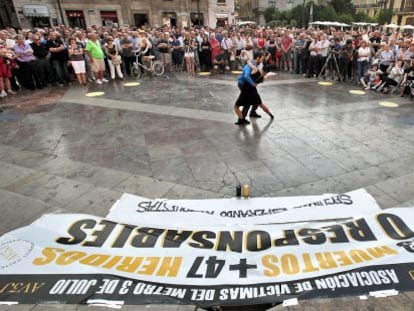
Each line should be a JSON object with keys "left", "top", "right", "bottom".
{"left": 236, "top": 83, "right": 261, "bottom": 118}
{"left": 16, "top": 61, "right": 41, "bottom": 89}
{"left": 123, "top": 55, "right": 135, "bottom": 76}
{"left": 34, "top": 58, "right": 55, "bottom": 86}
{"left": 307, "top": 55, "right": 319, "bottom": 76}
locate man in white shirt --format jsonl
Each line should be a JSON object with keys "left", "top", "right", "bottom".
{"left": 220, "top": 31, "right": 233, "bottom": 70}
{"left": 317, "top": 34, "right": 330, "bottom": 76}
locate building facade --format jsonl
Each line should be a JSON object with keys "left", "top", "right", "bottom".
{"left": 237, "top": 0, "right": 327, "bottom": 25}
{"left": 11, "top": 0, "right": 235, "bottom": 29}
{"left": 0, "top": 0, "right": 19, "bottom": 28}
{"left": 353, "top": 0, "right": 414, "bottom": 26}
{"left": 392, "top": 0, "right": 414, "bottom": 26}
{"left": 208, "top": 0, "right": 235, "bottom": 27}
{"left": 353, "top": 0, "right": 385, "bottom": 19}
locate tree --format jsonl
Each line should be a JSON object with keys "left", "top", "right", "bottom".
{"left": 330, "top": 0, "right": 356, "bottom": 15}
{"left": 314, "top": 5, "right": 336, "bottom": 22}
{"left": 375, "top": 8, "right": 393, "bottom": 25}
{"left": 264, "top": 8, "right": 276, "bottom": 23}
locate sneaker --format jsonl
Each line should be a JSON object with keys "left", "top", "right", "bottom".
{"left": 102, "top": 78, "right": 109, "bottom": 83}
{"left": 7, "top": 90, "right": 16, "bottom": 95}
{"left": 250, "top": 112, "right": 262, "bottom": 118}
{"left": 0, "top": 90, "right": 7, "bottom": 98}
{"left": 96, "top": 79, "right": 103, "bottom": 85}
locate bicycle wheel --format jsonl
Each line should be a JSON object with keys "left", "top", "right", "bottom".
{"left": 131, "top": 64, "right": 142, "bottom": 79}
{"left": 153, "top": 61, "right": 164, "bottom": 76}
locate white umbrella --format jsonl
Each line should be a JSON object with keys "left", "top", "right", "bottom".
{"left": 401, "top": 25, "right": 414, "bottom": 29}
{"left": 238, "top": 21, "right": 256, "bottom": 26}
{"left": 385, "top": 23, "right": 399, "bottom": 28}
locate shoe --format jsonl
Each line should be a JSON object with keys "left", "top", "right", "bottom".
{"left": 0, "top": 90, "right": 7, "bottom": 98}
{"left": 269, "top": 113, "right": 274, "bottom": 119}
{"left": 250, "top": 113, "right": 262, "bottom": 118}
{"left": 7, "top": 90, "right": 16, "bottom": 95}
{"left": 102, "top": 78, "right": 109, "bottom": 83}
{"left": 235, "top": 119, "right": 250, "bottom": 125}
{"left": 96, "top": 79, "right": 103, "bottom": 85}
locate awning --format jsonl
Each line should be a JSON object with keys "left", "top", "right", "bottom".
{"left": 216, "top": 13, "right": 228, "bottom": 19}
{"left": 66, "top": 10, "right": 84, "bottom": 18}
{"left": 22, "top": 5, "right": 50, "bottom": 17}
{"left": 100, "top": 11, "right": 118, "bottom": 19}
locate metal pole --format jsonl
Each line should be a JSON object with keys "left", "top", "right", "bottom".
{"left": 56, "top": 0, "right": 65, "bottom": 25}
{"left": 197, "top": 0, "right": 201, "bottom": 26}
{"left": 309, "top": 1, "right": 313, "bottom": 24}
{"left": 302, "top": 0, "right": 306, "bottom": 28}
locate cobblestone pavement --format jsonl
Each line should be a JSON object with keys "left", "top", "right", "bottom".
{"left": 0, "top": 72, "right": 414, "bottom": 310}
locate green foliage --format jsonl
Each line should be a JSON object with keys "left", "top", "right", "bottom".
{"left": 353, "top": 11, "right": 375, "bottom": 23}
{"left": 265, "top": 0, "right": 363, "bottom": 28}
{"left": 314, "top": 5, "right": 337, "bottom": 22}
{"left": 330, "top": 0, "right": 356, "bottom": 15}
{"left": 375, "top": 8, "right": 393, "bottom": 25}
{"left": 264, "top": 8, "right": 276, "bottom": 23}
{"left": 289, "top": 19, "right": 298, "bottom": 28}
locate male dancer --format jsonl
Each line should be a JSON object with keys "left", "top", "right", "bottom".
{"left": 234, "top": 52, "right": 263, "bottom": 125}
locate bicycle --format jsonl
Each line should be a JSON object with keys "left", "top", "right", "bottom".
{"left": 132, "top": 51, "right": 164, "bottom": 79}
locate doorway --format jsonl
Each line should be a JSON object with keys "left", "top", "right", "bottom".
{"left": 66, "top": 10, "right": 86, "bottom": 28}
{"left": 134, "top": 13, "right": 148, "bottom": 27}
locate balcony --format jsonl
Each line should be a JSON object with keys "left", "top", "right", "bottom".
{"left": 252, "top": 6, "right": 266, "bottom": 14}
{"left": 354, "top": 4, "right": 379, "bottom": 9}
{"left": 400, "top": 6, "right": 414, "bottom": 13}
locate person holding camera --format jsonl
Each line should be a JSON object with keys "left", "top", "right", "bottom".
{"left": 339, "top": 39, "right": 354, "bottom": 82}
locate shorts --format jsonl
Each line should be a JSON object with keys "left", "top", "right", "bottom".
{"left": 71, "top": 60, "right": 86, "bottom": 74}
{"left": 90, "top": 58, "right": 105, "bottom": 72}
{"left": 0, "top": 58, "right": 12, "bottom": 78}
{"left": 281, "top": 52, "right": 292, "bottom": 62}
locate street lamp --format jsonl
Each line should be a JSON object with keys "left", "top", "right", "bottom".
{"left": 197, "top": 0, "right": 201, "bottom": 26}
{"left": 302, "top": 0, "right": 306, "bottom": 28}
{"left": 56, "top": 0, "right": 65, "bottom": 25}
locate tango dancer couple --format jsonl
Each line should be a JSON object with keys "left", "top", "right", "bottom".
{"left": 234, "top": 51, "right": 274, "bottom": 125}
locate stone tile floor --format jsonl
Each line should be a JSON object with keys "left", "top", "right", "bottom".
{"left": 0, "top": 72, "right": 414, "bottom": 310}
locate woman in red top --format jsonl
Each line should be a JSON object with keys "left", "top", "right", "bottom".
{"left": 257, "top": 32, "right": 266, "bottom": 51}
{"left": 0, "top": 46, "right": 16, "bottom": 98}
{"left": 210, "top": 33, "right": 220, "bottom": 65}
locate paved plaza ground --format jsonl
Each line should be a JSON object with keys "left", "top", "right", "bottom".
{"left": 0, "top": 72, "right": 414, "bottom": 310}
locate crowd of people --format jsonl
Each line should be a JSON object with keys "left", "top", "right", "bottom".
{"left": 1, "top": 23, "right": 414, "bottom": 108}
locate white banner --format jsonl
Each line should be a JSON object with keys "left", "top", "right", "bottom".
{"left": 106, "top": 189, "right": 381, "bottom": 227}
{"left": 1, "top": 192, "right": 414, "bottom": 308}
{"left": 2, "top": 209, "right": 413, "bottom": 285}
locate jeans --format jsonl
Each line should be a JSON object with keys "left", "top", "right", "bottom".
{"left": 358, "top": 60, "right": 369, "bottom": 81}
{"left": 52, "top": 60, "right": 69, "bottom": 84}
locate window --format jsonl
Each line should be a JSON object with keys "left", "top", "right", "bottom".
{"left": 269, "top": 0, "right": 276, "bottom": 8}
{"left": 217, "top": 0, "right": 226, "bottom": 3}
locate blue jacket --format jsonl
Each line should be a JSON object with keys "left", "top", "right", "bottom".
{"left": 237, "top": 61, "right": 256, "bottom": 87}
